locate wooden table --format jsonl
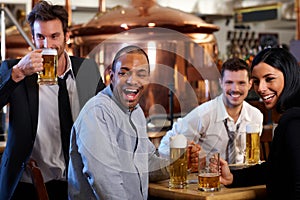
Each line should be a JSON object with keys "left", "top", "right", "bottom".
{"left": 149, "top": 174, "right": 267, "bottom": 200}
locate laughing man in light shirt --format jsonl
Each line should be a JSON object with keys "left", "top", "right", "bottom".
{"left": 68, "top": 46, "right": 173, "bottom": 200}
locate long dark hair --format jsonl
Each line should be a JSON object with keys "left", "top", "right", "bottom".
{"left": 251, "top": 48, "right": 300, "bottom": 113}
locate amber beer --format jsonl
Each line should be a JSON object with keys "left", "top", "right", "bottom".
{"left": 169, "top": 134, "right": 188, "bottom": 189}
{"left": 245, "top": 123, "right": 260, "bottom": 164}
{"left": 169, "top": 148, "right": 188, "bottom": 188}
{"left": 38, "top": 48, "right": 58, "bottom": 85}
{"left": 198, "top": 151, "right": 220, "bottom": 192}
{"left": 198, "top": 173, "right": 220, "bottom": 191}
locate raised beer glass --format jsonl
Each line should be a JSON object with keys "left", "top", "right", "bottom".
{"left": 38, "top": 48, "right": 58, "bottom": 85}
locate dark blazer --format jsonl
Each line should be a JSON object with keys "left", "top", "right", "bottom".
{"left": 0, "top": 56, "right": 105, "bottom": 200}
{"left": 229, "top": 107, "right": 300, "bottom": 200}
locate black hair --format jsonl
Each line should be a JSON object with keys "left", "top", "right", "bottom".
{"left": 111, "top": 45, "right": 150, "bottom": 73}
{"left": 27, "top": 1, "right": 69, "bottom": 36}
{"left": 251, "top": 47, "right": 300, "bottom": 112}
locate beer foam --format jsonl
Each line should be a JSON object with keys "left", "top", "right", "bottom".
{"left": 170, "top": 134, "right": 187, "bottom": 148}
{"left": 41, "top": 48, "right": 57, "bottom": 55}
{"left": 246, "top": 123, "right": 260, "bottom": 133}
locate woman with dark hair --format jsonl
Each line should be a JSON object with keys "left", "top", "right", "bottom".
{"left": 220, "top": 48, "right": 300, "bottom": 199}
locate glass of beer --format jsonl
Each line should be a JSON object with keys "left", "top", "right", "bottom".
{"left": 245, "top": 123, "right": 260, "bottom": 165}
{"left": 198, "top": 150, "right": 220, "bottom": 192}
{"left": 169, "top": 134, "right": 188, "bottom": 189}
{"left": 38, "top": 48, "right": 58, "bottom": 85}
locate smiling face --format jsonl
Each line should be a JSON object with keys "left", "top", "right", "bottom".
{"left": 220, "top": 69, "right": 252, "bottom": 108}
{"left": 251, "top": 62, "right": 284, "bottom": 110}
{"left": 110, "top": 52, "right": 150, "bottom": 111}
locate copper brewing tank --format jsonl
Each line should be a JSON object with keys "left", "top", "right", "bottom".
{"left": 70, "top": 0, "right": 221, "bottom": 129}
{"left": 71, "top": 1, "right": 219, "bottom": 54}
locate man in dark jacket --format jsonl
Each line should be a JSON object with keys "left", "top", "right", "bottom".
{"left": 0, "top": 1, "right": 105, "bottom": 199}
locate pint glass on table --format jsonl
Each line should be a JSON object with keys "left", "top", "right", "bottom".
{"left": 245, "top": 123, "right": 260, "bottom": 165}
{"left": 169, "top": 134, "right": 188, "bottom": 189}
{"left": 198, "top": 150, "right": 220, "bottom": 192}
{"left": 38, "top": 48, "right": 58, "bottom": 85}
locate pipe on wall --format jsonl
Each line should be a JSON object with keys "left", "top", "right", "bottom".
{"left": 98, "top": 0, "right": 106, "bottom": 13}
{"left": 296, "top": 0, "right": 300, "bottom": 39}
{"left": 65, "top": 0, "right": 72, "bottom": 26}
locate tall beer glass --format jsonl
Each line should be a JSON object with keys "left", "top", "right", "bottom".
{"left": 245, "top": 123, "right": 260, "bottom": 165}
{"left": 38, "top": 48, "right": 58, "bottom": 85}
{"left": 198, "top": 150, "right": 220, "bottom": 192}
{"left": 169, "top": 134, "right": 188, "bottom": 189}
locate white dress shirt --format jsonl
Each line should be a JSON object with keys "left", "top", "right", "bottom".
{"left": 158, "top": 94, "right": 264, "bottom": 164}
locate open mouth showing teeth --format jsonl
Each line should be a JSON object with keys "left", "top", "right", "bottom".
{"left": 231, "top": 93, "right": 240, "bottom": 98}
{"left": 123, "top": 88, "right": 140, "bottom": 101}
{"left": 124, "top": 88, "right": 139, "bottom": 95}
{"left": 263, "top": 94, "right": 275, "bottom": 100}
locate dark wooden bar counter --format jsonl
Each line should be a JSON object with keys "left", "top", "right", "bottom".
{"left": 149, "top": 174, "right": 267, "bottom": 200}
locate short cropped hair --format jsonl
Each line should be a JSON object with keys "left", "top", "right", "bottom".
{"left": 221, "top": 58, "right": 250, "bottom": 80}
{"left": 111, "top": 45, "right": 150, "bottom": 73}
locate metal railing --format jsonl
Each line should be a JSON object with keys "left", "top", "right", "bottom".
{"left": 0, "top": 4, "right": 35, "bottom": 141}
{"left": 0, "top": 4, "right": 35, "bottom": 61}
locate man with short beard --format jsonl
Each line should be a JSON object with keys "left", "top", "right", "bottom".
{"left": 159, "top": 58, "right": 263, "bottom": 165}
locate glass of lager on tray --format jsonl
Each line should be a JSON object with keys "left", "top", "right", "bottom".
{"left": 169, "top": 134, "right": 188, "bottom": 189}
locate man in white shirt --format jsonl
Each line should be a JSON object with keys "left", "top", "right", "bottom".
{"left": 158, "top": 58, "right": 263, "bottom": 164}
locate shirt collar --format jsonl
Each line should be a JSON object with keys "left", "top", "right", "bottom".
{"left": 239, "top": 101, "right": 252, "bottom": 122}
{"left": 215, "top": 94, "right": 251, "bottom": 124}
{"left": 58, "top": 51, "right": 74, "bottom": 80}
{"left": 216, "top": 94, "right": 230, "bottom": 122}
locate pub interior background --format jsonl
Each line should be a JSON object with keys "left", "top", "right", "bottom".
{"left": 0, "top": 0, "right": 299, "bottom": 149}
